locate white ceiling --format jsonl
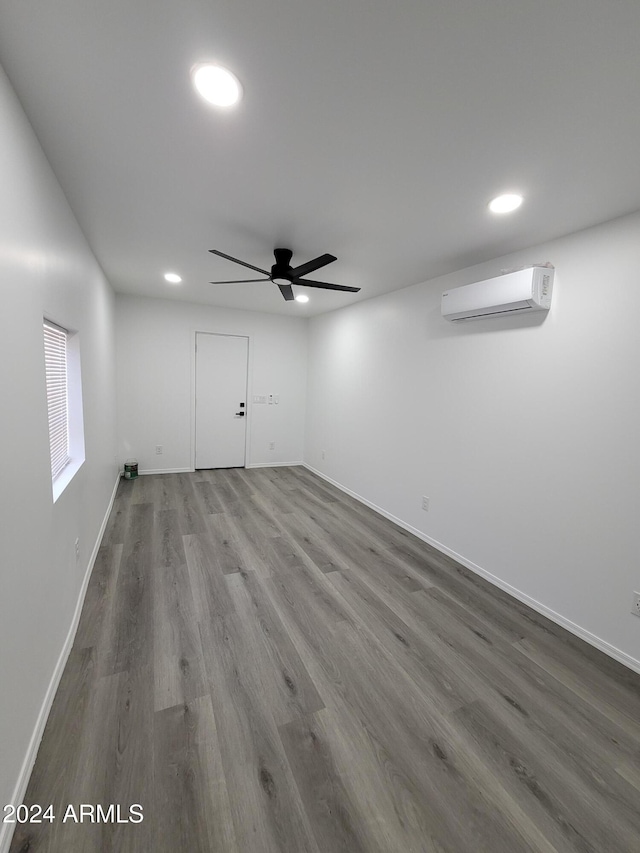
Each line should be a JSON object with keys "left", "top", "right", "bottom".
{"left": 1, "top": 0, "right": 639, "bottom": 316}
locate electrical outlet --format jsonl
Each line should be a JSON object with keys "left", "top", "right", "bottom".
{"left": 422, "top": 496, "right": 430, "bottom": 511}
{"left": 155, "top": 445, "right": 163, "bottom": 454}
{"left": 632, "top": 592, "right": 640, "bottom": 618}
{"left": 269, "top": 442, "right": 275, "bottom": 451}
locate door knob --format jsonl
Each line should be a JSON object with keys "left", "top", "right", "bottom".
{"left": 235, "top": 411, "right": 245, "bottom": 416}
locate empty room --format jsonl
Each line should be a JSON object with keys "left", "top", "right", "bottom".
{"left": 1, "top": 1, "right": 639, "bottom": 851}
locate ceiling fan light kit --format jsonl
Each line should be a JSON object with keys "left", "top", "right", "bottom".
{"left": 209, "top": 247, "right": 361, "bottom": 301}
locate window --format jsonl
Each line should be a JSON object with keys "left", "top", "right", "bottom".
{"left": 44, "top": 321, "right": 70, "bottom": 479}
{"left": 43, "top": 319, "right": 85, "bottom": 500}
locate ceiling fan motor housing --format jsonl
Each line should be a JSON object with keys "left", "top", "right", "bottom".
{"left": 272, "top": 247, "right": 293, "bottom": 279}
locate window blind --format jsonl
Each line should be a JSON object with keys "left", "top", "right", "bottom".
{"left": 44, "top": 321, "right": 70, "bottom": 480}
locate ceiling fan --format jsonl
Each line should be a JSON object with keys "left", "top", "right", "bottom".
{"left": 209, "top": 248, "right": 360, "bottom": 301}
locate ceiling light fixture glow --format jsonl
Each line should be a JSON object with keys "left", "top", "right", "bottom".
{"left": 295, "top": 293, "right": 309, "bottom": 303}
{"left": 192, "top": 64, "right": 242, "bottom": 107}
{"left": 272, "top": 276, "right": 290, "bottom": 286}
{"left": 489, "top": 193, "right": 524, "bottom": 214}
{"left": 164, "top": 272, "right": 182, "bottom": 283}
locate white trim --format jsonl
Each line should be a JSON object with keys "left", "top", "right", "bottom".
{"left": 138, "top": 467, "right": 194, "bottom": 475}
{"left": 52, "top": 456, "right": 84, "bottom": 502}
{"left": 246, "top": 461, "right": 304, "bottom": 469}
{"left": 0, "top": 473, "right": 121, "bottom": 853}
{"left": 140, "top": 464, "right": 302, "bottom": 473}
{"left": 303, "top": 464, "right": 640, "bottom": 677}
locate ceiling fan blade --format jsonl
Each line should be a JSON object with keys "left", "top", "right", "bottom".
{"left": 277, "top": 283, "right": 295, "bottom": 301}
{"left": 290, "top": 253, "right": 337, "bottom": 279}
{"left": 209, "top": 249, "right": 270, "bottom": 276}
{"left": 292, "top": 278, "right": 360, "bottom": 293}
{"left": 210, "top": 278, "right": 270, "bottom": 284}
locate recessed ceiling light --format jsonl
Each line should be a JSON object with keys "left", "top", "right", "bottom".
{"left": 164, "top": 272, "right": 182, "bottom": 283}
{"left": 191, "top": 64, "right": 243, "bottom": 107}
{"left": 489, "top": 193, "right": 524, "bottom": 214}
{"left": 295, "top": 293, "right": 309, "bottom": 303}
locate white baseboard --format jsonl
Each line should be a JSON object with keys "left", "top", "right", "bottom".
{"left": 138, "top": 467, "right": 194, "bottom": 475}
{"left": 139, "top": 463, "right": 303, "bottom": 474}
{"left": 246, "top": 461, "right": 304, "bottom": 469}
{"left": 303, "top": 464, "right": 640, "bottom": 677}
{"left": 0, "top": 473, "right": 121, "bottom": 853}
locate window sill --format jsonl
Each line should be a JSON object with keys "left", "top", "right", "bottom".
{"left": 52, "top": 456, "right": 85, "bottom": 503}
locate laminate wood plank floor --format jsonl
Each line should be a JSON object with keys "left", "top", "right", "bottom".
{"left": 10, "top": 466, "right": 640, "bottom": 853}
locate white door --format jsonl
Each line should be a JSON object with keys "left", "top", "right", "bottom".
{"left": 195, "top": 333, "right": 248, "bottom": 468}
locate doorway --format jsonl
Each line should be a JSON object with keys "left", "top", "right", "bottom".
{"left": 195, "top": 332, "right": 249, "bottom": 469}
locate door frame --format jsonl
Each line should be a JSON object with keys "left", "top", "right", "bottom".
{"left": 190, "top": 329, "right": 252, "bottom": 471}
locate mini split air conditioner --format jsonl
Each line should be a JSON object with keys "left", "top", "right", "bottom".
{"left": 441, "top": 266, "right": 554, "bottom": 321}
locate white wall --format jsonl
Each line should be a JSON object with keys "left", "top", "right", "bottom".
{"left": 0, "top": 64, "right": 118, "bottom": 836}
{"left": 116, "top": 295, "right": 307, "bottom": 471}
{"left": 306, "top": 212, "right": 640, "bottom": 671}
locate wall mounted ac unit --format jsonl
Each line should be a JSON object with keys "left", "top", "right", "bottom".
{"left": 441, "top": 266, "right": 554, "bottom": 321}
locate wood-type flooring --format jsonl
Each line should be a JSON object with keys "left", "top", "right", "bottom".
{"left": 10, "top": 466, "right": 640, "bottom": 852}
